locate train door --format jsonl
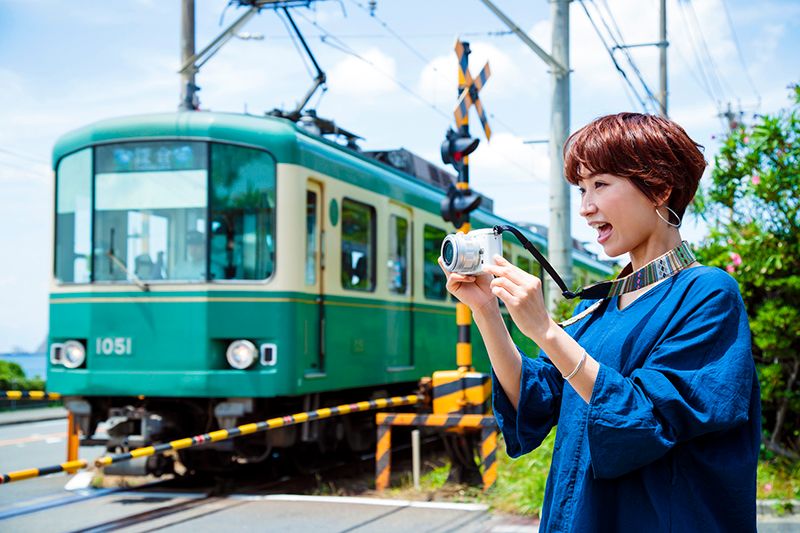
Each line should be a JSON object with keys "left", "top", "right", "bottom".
{"left": 386, "top": 203, "right": 413, "bottom": 369}
{"left": 304, "top": 181, "right": 324, "bottom": 373}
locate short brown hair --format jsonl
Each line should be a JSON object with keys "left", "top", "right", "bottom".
{"left": 563, "top": 113, "right": 707, "bottom": 218}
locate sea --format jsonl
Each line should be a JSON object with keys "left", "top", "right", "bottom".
{"left": 0, "top": 353, "right": 47, "bottom": 380}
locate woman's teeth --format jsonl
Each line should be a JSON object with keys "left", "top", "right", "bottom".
{"left": 597, "top": 223, "right": 613, "bottom": 244}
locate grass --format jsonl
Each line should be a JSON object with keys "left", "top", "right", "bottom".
{"left": 757, "top": 455, "right": 800, "bottom": 503}
{"left": 387, "top": 430, "right": 799, "bottom": 518}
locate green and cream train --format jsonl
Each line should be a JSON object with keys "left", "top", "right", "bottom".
{"left": 48, "top": 111, "right": 612, "bottom": 474}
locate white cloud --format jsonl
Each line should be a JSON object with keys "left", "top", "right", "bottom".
{"left": 468, "top": 133, "right": 551, "bottom": 223}
{"left": 417, "top": 41, "right": 542, "bottom": 112}
{"left": 327, "top": 47, "right": 399, "bottom": 97}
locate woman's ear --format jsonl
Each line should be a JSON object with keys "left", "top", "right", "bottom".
{"left": 653, "top": 187, "right": 673, "bottom": 207}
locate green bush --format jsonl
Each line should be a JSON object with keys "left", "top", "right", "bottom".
{"left": 694, "top": 83, "right": 800, "bottom": 458}
{"left": 0, "top": 360, "right": 45, "bottom": 391}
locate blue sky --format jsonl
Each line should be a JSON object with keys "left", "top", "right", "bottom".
{"left": 0, "top": 0, "right": 798, "bottom": 352}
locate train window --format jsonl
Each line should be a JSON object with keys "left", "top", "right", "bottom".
{"left": 341, "top": 198, "right": 375, "bottom": 291}
{"left": 515, "top": 255, "right": 532, "bottom": 274}
{"left": 93, "top": 141, "right": 208, "bottom": 283}
{"left": 503, "top": 241, "right": 513, "bottom": 261}
{"left": 210, "top": 144, "right": 276, "bottom": 281}
{"left": 55, "top": 149, "right": 92, "bottom": 283}
{"left": 423, "top": 225, "right": 447, "bottom": 300}
{"left": 306, "top": 191, "right": 318, "bottom": 286}
{"left": 388, "top": 215, "right": 409, "bottom": 294}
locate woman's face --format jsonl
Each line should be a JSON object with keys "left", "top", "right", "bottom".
{"left": 577, "top": 173, "right": 663, "bottom": 258}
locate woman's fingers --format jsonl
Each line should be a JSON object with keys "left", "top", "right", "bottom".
{"left": 484, "top": 256, "right": 540, "bottom": 288}
{"left": 490, "top": 274, "right": 524, "bottom": 298}
{"left": 490, "top": 284, "right": 515, "bottom": 304}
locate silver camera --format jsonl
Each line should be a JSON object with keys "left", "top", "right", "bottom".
{"left": 441, "top": 228, "right": 503, "bottom": 275}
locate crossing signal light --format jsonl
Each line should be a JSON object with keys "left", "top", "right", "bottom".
{"left": 441, "top": 129, "right": 479, "bottom": 174}
{"left": 441, "top": 184, "right": 482, "bottom": 228}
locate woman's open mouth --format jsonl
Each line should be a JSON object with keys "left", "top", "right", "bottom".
{"left": 596, "top": 223, "right": 613, "bottom": 244}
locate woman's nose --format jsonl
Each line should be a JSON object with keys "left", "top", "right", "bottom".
{"left": 579, "top": 195, "right": 597, "bottom": 218}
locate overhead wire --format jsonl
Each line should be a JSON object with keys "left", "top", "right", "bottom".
{"left": 292, "top": 8, "right": 452, "bottom": 120}
{"left": 276, "top": 10, "right": 316, "bottom": 79}
{"left": 684, "top": 0, "right": 732, "bottom": 102}
{"left": 350, "top": 0, "right": 540, "bottom": 145}
{"left": 577, "top": 0, "right": 651, "bottom": 113}
{"left": 675, "top": 0, "right": 720, "bottom": 104}
{"left": 586, "top": 0, "right": 660, "bottom": 113}
{"left": 294, "top": 4, "right": 543, "bottom": 181}
{"left": 686, "top": 0, "right": 732, "bottom": 95}
{"left": 0, "top": 147, "right": 48, "bottom": 165}
{"left": 720, "top": 0, "right": 760, "bottom": 105}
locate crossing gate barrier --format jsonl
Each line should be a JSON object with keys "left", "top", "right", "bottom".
{"left": 1, "top": 390, "right": 61, "bottom": 400}
{"left": 374, "top": 413, "right": 498, "bottom": 492}
{"left": 1, "top": 394, "right": 421, "bottom": 484}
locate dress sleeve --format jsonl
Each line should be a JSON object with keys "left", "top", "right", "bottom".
{"left": 493, "top": 347, "right": 564, "bottom": 458}
{"left": 586, "top": 286, "right": 754, "bottom": 479}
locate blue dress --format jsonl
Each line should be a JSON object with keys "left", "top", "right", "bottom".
{"left": 492, "top": 266, "right": 760, "bottom": 532}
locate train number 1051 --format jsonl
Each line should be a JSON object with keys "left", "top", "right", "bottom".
{"left": 95, "top": 337, "right": 133, "bottom": 356}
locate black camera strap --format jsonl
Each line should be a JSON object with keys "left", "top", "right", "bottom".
{"left": 492, "top": 225, "right": 696, "bottom": 301}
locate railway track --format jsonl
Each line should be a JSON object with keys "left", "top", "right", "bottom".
{"left": 1, "top": 434, "right": 446, "bottom": 531}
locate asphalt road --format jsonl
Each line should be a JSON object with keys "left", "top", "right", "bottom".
{"left": 0, "top": 417, "right": 107, "bottom": 519}
{"left": 0, "top": 417, "right": 797, "bottom": 532}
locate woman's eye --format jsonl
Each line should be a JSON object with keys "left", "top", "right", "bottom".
{"left": 578, "top": 188, "right": 586, "bottom": 195}
{"left": 595, "top": 182, "right": 607, "bottom": 189}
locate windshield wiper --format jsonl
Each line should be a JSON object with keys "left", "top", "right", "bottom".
{"left": 108, "top": 228, "right": 150, "bottom": 292}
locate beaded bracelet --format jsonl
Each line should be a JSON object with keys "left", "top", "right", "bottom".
{"left": 563, "top": 350, "right": 588, "bottom": 381}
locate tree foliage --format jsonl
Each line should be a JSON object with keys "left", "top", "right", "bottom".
{"left": 694, "top": 84, "right": 800, "bottom": 457}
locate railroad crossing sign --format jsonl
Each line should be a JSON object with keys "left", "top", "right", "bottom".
{"left": 453, "top": 39, "right": 492, "bottom": 140}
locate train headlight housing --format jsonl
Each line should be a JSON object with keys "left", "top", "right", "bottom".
{"left": 226, "top": 340, "right": 257, "bottom": 370}
{"left": 62, "top": 340, "right": 86, "bottom": 369}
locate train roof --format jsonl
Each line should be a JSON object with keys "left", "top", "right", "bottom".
{"left": 53, "top": 111, "right": 613, "bottom": 277}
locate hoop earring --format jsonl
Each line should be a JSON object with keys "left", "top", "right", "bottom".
{"left": 656, "top": 206, "right": 682, "bottom": 228}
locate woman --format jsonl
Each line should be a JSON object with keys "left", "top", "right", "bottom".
{"left": 439, "top": 113, "right": 760, "bottom": 531}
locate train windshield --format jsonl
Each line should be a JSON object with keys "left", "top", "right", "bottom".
{"left": 54, "top": 140, "right": 276, "bottom": 284}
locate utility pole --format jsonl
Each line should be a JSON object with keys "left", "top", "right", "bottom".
{"left": 659, "top": 0, "right": 668, "bottom": 117}
{"left": 179, "top": 0, "right": 198, "bottom": 111}
{"left": 548, "top": 0, "right": 572, "bottom": 311}
{"left": 479, "top": 0, "right": 572, "bottom": 311}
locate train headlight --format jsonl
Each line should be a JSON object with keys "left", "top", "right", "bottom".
{"left": 62, "top": 340, "right": 86, "bottom": 369}
{"left": 226, "top": 340, "right": 257, "bottom": 370}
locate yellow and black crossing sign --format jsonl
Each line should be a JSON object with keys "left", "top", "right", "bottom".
{"left": 453, "top": 39, "right": 492, "bottom": 140}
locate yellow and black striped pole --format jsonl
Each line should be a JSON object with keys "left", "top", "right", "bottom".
{"left": 375, "top": 421, "right": 391, "bottom": 491}
{"left": 2, "top": 391, "right": 62, "bottom": 401}
{"left": 0, "top": 394, "right": 421, "bottom": 485}
{"left": 456, "top": 39, "right": 474, "bottom": 372}
{"left": 480, "top": 426, "right": 498, "bottom": 491}
{"left": 374, "top": 413, "right": 498, "bottom": 491}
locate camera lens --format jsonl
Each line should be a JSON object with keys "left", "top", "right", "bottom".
{"left": 442, "top": 240, "right": 454, "bottom": 266}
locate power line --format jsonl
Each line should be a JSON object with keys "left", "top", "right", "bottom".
{"left": 720, "top": 0, "right": 760, "bottom": 105}
{"left": 291, "top": 6, "right": 543, "bottom": 181}
{"left": 675, "top": 0, "right": 720, "bottom": 104}
{"left": 587, "top": 0, "right": 660, "bottom": 112}
{"left": 684, "top": 0, "right": 732, "bottom": 101}
{"left": 0, "top": 147, "right": 48, "bottom": 165}
{"left": 577, "top": 0, "right": 651, "bottom": 113}
{"left": 292, "top": 9, "right": 452, "bottom": 120}
{"left": 348, "top": 0, "right": 439, "bottom": 69}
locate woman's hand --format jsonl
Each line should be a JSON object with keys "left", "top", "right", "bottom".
{"left": 482, "top": 255, "right": 554, "bottom": 342}
{"left": 438, "top": 257, "right": 499, "bottom": 317}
